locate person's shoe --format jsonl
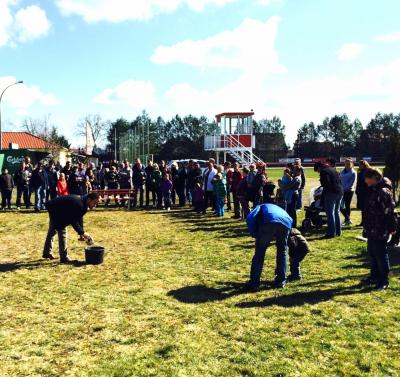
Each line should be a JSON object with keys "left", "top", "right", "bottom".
{"left": 231, "top": 215, "right": 241, "bottom": 219}
{"left": 16, "top": 207, "right": 21, "bottom": 210}
{"left": 361, "top": 276, "right": 378, "bottom": 285}
{"left": 342, "top": 220, "right": 352, "bottom": 226}
{"left": 323, "top": 234, "right": 335, "bottom": 239}
{"left": 34, "top": 208, "right": 40, "bottom": 212}
{"left": 273, "top": 280, "right": 286, "bottom": 289}
{"left": 287, "top": 275, "right": 302, "bottom": 282}
{"left": 242, "top": 283, "right": 260, "bottom": 293}
{"left": 167, "top": 207, "right": 171, "bottom": 211}
{"left": 60, "top": 256, "right": 72, "bottom": 264}
{"left": 375, "top": 283, "right": 389, "bottom": 290}
{"left": 42, "top": 253, "right": 56, "bottom": 260}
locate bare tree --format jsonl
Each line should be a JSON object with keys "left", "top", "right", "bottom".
{"left": 75, "top": 114, "right": 108, "bottom": 148}
{"left": 22, "top": 115, "right": 69, "bottom": 157}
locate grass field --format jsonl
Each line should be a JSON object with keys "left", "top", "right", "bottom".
{"left": 0, "top": 168, "right": 399, "bottom": 376}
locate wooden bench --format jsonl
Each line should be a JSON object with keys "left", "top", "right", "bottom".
{"left": 91, "top": 189, "right": 136, "bottom": 210}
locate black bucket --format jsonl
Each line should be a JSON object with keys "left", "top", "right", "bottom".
{"left": 85, "top": 246, "right": 105, "bottom": 265}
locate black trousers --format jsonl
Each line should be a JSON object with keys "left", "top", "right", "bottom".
{"left": 340, "top": 191, "right": 354, "bottom": 222}
{"left": 145, "top": 183, "right": 155, "bottom": 207}
{"left": 203, "top": 190, "right": 215, "bottom": 213}
{"left": 1, "top": 189, "right": 12, "bottom": 208}
{"left": 16, "top": 185, "right": 30, "bottom": 208}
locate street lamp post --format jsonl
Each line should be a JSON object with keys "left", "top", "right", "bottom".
{"left": 0, "top": 80, "right": 23, "bottom": 151}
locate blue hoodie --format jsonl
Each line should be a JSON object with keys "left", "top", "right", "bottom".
{"left": 246, "top": 204, "right": 293, "bottom": 238}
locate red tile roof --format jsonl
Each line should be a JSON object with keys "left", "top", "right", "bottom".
{"left": 1, "top": 132, "right": 66, "bottom": 150}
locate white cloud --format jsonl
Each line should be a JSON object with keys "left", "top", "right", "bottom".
{"left": 256, "top": 0, "right": 283, "bottom": 6}
{"left": 0, "top": 76, "right": 60, "bottom": 109}
{"left": 152, "top": 16, "right": 285, "bottom": 78}
{"left": 14, "top": 5, "right": 51, "bottom": 43}
{"left": 336, "top": 43, "right": 366, "bottom": 61}
{"left": 374, "top": 32, "right": 400, "bottom": 43}
{"left": 56, "top": 0, "right": 236, "bottom": 23}
{"left": 0, "top": 1, "right": 51, "bottom": 47}
{"left": 93, "top": 80, "right": 156, "bottom": 109}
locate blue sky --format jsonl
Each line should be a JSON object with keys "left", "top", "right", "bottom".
{"left": 1, "top": 0, "right": 400, "bottom": 146}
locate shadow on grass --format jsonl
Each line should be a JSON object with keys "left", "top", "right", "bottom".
{"left": 0, "top": 259, "right": 87, "bottom": 272}
{"left": 342, "top": 245, "right": 400, "bottom": 272}
{"left": 168, "top": 283, "right": 256, "bottom": 303}
{"left": 236, "top": 284, "right": 374, "bottom": 308}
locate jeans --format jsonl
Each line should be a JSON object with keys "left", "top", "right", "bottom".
{"left": 340, "top": 191, "right": 354, "bottom": 222}
{"left": 367, "top": 238, "right": 390, "bottom": 285}
{"left": 16, "top": 185, "right": 30, "bottom": 208}
{"left": 215, "top": 196, "right": 225, "bottom": 217}
{"left": 163, "top": 192, "right": 172, "bottom": 209}
{"left": 250, "top": 223, "right": 290, "bottom": 287}
{"left": 133, "top": 185, "right": 144, "bottom": 208}
{"left": 324, "top": 192, "right": 343, "bottom": 236}
{"left": 1, "top": 189, "right": 12, "bottom": 208}
{"left": 286, "top": 192, "right": 299, "bottom": 228}
{"left": 296, "top": 189, "right": 304, "bottom": 210}
{"left": 34, "top": 187, "right": 46, "bottom": 210}
{"left": 43, "top": 220, "right": 68, "bottom": 260}
{"left": 186, "top": 187, "right": 192, "bottom": 204}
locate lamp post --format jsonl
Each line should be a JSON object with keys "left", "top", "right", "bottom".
{"left": 0, "top": 80, "right": 23, "bottom": 151}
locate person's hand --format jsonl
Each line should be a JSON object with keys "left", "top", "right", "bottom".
{"left": 390, "top": 231, "right": 397, "bottom": 235}
{"left": 79, "top": 233, "right": 91, "bottom": 241}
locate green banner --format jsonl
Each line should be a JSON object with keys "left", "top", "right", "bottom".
{"left": 0, "top": 154, "right": 4, "bottom": 172}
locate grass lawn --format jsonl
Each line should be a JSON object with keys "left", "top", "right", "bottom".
{"left": 0, "top": 168, "right": 399, "bottom": 376}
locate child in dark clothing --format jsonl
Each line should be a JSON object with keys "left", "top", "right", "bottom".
{"left": 0, "top": 168, "right": 14, "bottom": 210}
{"left": 287, "top": 228, "right": 311, "bottom": 281}
{"left": 161, "top": 173, "right": 173, "bottom": 210}
{"left": 192, "top": 182, "right": 205, "bottom": 213}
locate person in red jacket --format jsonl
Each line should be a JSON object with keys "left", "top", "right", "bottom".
{"left": 57, "top": 173, "right": 69, "bottom": 197}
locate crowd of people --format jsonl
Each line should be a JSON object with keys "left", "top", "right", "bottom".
{"left": 0, "top": 155, "right": 397, "bottom": 289}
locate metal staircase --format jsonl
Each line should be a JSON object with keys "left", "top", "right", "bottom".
{"left": 224, "top": 135, "right": 263, "bottom": 166}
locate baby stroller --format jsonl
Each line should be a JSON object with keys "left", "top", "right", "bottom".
{"left": 301, "top": 186, "right": 327, "bottom": 232}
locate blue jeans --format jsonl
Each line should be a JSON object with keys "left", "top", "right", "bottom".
{"left": 324, "top": 192, "right": 343, "bottom": 236}
{"left": 215, "top": 196, "right": 225, "bottom": 216}
{"left": 367, "top": 238, "right": 390, "bottom": 285}
{"left": 250, "top": 223, "right": 290, "bottom": 287}
{"left": 286, "top": 192, "right": 299, "bottom": 228}
{"left": 163, "top": 192, "right": 172, "bottom": 208}
{"left": 296, "top": 189, "right": 303, "bottom": 210}
{"left": 34, "top": 187, "right": 46, "bottom": 210}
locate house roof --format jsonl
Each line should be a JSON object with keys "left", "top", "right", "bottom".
{"left": 1, "top": 132, "right": 67, "bottom": 150}
{"left": 215, "top": 112, "right": 255, "bottom": 118}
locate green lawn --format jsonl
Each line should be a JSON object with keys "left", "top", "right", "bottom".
{"left": 0, "top": 168, "right": 399, "bottom": 376}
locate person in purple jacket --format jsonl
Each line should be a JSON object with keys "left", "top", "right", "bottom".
{"left": 161, "top": 173, "right": 173, "bottom": 211}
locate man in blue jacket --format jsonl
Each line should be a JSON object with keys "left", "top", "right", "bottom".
{"left": 245, "top": 203, "right": 293, "bottom": 291}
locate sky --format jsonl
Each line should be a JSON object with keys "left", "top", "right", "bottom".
{"left": 1, "top": 0, "right": 400, "bottom": 147}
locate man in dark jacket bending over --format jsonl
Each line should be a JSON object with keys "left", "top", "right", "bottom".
{"left": 43, "top": 193, "right": 100, "bottom": 263}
